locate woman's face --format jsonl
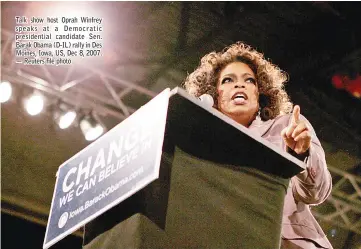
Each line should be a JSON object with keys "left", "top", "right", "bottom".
{"left": 217, "top": 62, "right": 259, "bottom": 127}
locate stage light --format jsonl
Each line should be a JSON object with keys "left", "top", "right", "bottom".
{"left": 25, "top": 93, "right": 44, "bottom": 116}
{"left": 59, "top": 111, "right": 77, "bottom": 129}
{"left": 0, "top": 81, "right": 12, "bottom": 103}
{"left": 53, "top": 102, "right": 77, "bottom": 129}
{"left": 80, "top": 115, "right": 104, "bottom": 141}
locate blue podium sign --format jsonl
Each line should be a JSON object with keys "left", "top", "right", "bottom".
{"left": 43, "top": 89, "right": 170, "bottom": 249}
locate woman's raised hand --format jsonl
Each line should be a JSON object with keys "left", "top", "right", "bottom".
{"left": 281, "top": 105, "right": 311, "bottom": 155}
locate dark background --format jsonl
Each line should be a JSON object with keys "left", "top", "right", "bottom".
{"left": 1, "top": 2, "right": 361, "bottom": 248}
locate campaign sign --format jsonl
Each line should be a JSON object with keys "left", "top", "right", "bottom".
{"left": 43, "top": 89, "right": 170, "bottom": 249}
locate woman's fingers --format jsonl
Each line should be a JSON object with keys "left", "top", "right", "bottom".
{"left": 293, "top": 130, "right": 311, "bottom": 154}
{"left": 285, "top": 123, "right": 297, "bottom": 138}
{"left": 285, "top": 105, "right": 301, "bottom": 138}
{"left": 281, "top": 127, "right": 296, "bottom": 150}
{"left": 294, "top": 130, "right": 311, "bottom": 142}
{"left": 281, "top": 105, "right": 311, "bottom": 154}
{"left": 292, "top": 122, "right": 308, "bottom": 139}
{"left": 291, "top": 105, "right": 300, "bottom": 125}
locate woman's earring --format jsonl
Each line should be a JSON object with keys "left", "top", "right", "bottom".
{"left": 256, "top": 108, "right": 261, "bottom": 121}
{"left": 253, "top": 107, "right": 262, "bottom": 126}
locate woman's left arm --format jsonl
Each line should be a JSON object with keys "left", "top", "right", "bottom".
{"left": 281, "top": 106, "right": 332, "bottom": 205}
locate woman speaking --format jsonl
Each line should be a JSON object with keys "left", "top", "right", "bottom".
{"left": 183, "top": 42, "right": 333, "bottom": 249}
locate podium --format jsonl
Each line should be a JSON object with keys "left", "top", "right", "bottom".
{"left": 81, "top": 88, "right": 305, "bottom": 249}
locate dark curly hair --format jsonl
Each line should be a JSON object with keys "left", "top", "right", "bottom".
{"left": 182, "top": 42, "right": 293, "bottom": 120}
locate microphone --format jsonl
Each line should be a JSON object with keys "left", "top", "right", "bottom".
{"left": 198, "top": 94, "right": 214, "bottom": 107}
